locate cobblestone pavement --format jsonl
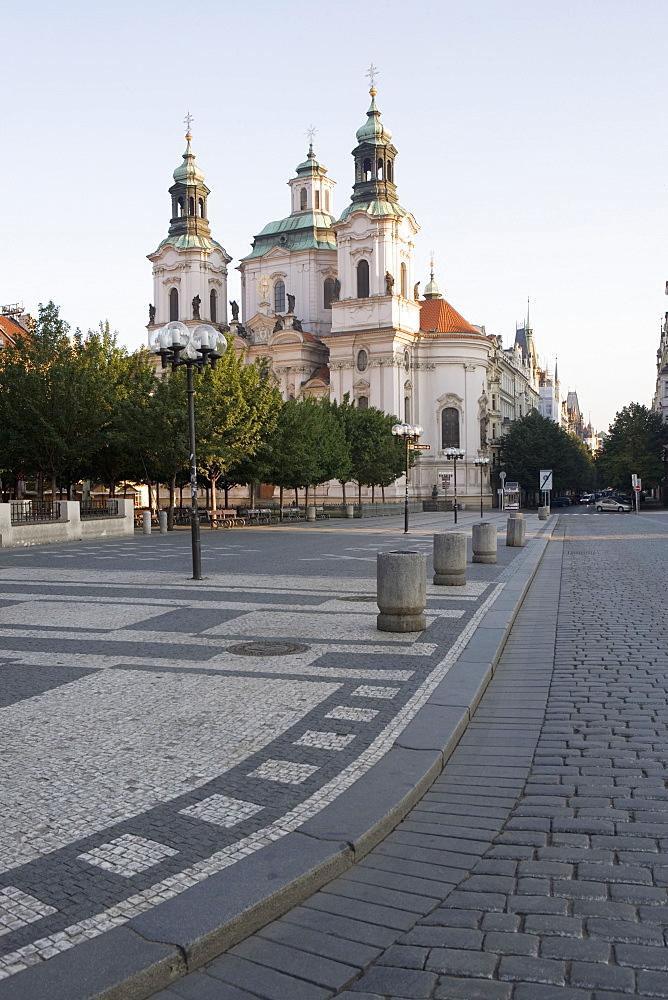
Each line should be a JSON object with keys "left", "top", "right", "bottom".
{"left": 0, "top": 510, "right": 539, "bottom": 986}
{"left": 149, "top": 509, "right": 668, "bottom": 999}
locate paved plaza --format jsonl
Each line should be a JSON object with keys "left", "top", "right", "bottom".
{"left": 1, "top": 507, "right": 667, "bottom": 998}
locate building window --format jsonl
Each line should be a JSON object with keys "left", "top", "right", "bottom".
{"left": 357, "top": 259, "right": 369, "bottom": 298}
{"left": 441, "top": 407, "right": 460, "bottom": 449}
{"left": 404, "top": 396, "right": 411, "bottom": 423}
{"left": 300, "top": 188, "right": 307, "bottom": 210}
{"left": 178, "top": 197, "right": 184, "bottom": 217}
{"left": 404, "top": 349, "right": 410, "bottom": 371}
{"left": 377, "top": 158, "right": 384, "bottom": 180}
{"left": 386, "top": 159, "right": 393, "bottom": 182}
{"left": 357, "top": 396, "right": 368, "bottom": 409}
{"left": 324, "top": 277, "right": 336, "bottom": 310}
{"left": 356, "top": 349, "right": 368, "bottom": 372}
{"left": 169, "top": 288, "right": 179, "bottom": 322}
{"left": 314, "top": 190, "right": 320, "bottom": 209}
{"left": 210, "top": 289, "right": 217, "bottom": 323}
{"left": 274, "top": 280, "right": 285, "bottom": 313}
{"left": 325, "top": 190, "right": 330, "bottom": 212}
{"left": 400, "top": 262, "right": 407, "bottom": 298}
{"left": 363, "top": 157, "right": 372, "bottom": 181}
{"left": 198, "top": 198, "right": 205, "bottom": 218}
{"left": 188, "top": 197, "right": 195, "bottom": 216}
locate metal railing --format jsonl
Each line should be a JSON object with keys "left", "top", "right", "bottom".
{"left": 80, "top": 499, "right": 119, "bottom": 519}
{"left": 10, "top": 501, "right": 61, "bottom": 524}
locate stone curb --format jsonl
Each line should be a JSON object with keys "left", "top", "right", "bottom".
{"left": 0, "top": 520, "right": 554, "bottom": 1000}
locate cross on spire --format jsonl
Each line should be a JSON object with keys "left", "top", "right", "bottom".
{"left": 184, "top": 110, "right": 194, "bottom": 136}
{"left": 366, "top": 63, "right": 378, "bottom": 93}
{"left": 305, "top": 124, "right": 318, "bottom": 146}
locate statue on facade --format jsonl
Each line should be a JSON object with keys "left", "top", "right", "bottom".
{"left": 414, "top": 282, "right": 420, "bottom": 300}
{"left": 148, "top": 304, "right": 156, "bottom": 325}
{"left": 287, "top": 293, "right": 296, "bottom": 313}
{"left": 229, "top": 300, "right": 239, "bottom": 321}
{"left": 192, "top": 294, "right": 201, "bottom": 319}
{"left": 293, "top": 317, "right": 303, "bottom": 331}
{"left": 273, "top": 317, "right": 284, "bottom": 332}
{"left": 332, "top": 278, "right": 341, "bottom": 301}
{"left": 385, "top": 272, "right": 394, "bottom": 295}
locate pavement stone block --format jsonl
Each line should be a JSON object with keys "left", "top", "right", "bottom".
{"left": 586, "top": 917, "right": 664, "bottom": 944}
{"left": 322, "top": 876, "right": 440, "bottom": 913}
{"left": 513, "top": 986, "right": 589, "bottom": 1000}
{"left": 540, "top": 936, "right": 611, "bottom": 962}
{"left": 569, "top": 960, "right": 635, "bottom": 992}
{"left": 497, "top": 954, "right": 565, "bottom": 985}
{"left": 637, "top": 970, "right": 668, "bottom": 997}
{"left": 347, "top": 966, "right": 438, "bottom": 997}
{"left": 482, "top": 932, "right": 538, "bottom": 956}
{"left": 256, "top": 920, "right": 382, "bottom": 968}
{"left": 400, "top": 927, "right": 483, "bottom": 950}
{"left": 433, "top": 977, "right": 512, "bottom": 999}
{"left": 228, "top": 936, "right": 359, "bottom": 989}
{"left": 419, "top": 909, "right": 482, "bottom": 929}
{"left": 615, "top": 942, "right": 668, "bottom": 969}
{"left": 479, "top": 913, "right": 520, "bottom": 933}
{"left": 282, "top": 906, "right": 400, "bottom": 948}
{"left": 206, "top": 954, "right": 331, "bottom": 1000}
{"left": 440, "top": 891, "right": 507, "bottom": 912}
{"left": 425, "top": 947, "right": 497, "bottom": 979}
{"left": 375, "top": 944, "right": 428, "bottom": 969}
{"left": 167, "top": 974, "right": 258, "bottom": 999}
{"left": 303, "top": 892, "right": 419, "bottom": 930}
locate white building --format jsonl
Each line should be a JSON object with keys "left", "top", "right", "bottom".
{"left": 653, "top": 309, "right": 668, "bottom": 424}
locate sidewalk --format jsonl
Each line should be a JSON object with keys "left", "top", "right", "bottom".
{"left": 0, "top": 512, "right": 552, "bottom": 1000}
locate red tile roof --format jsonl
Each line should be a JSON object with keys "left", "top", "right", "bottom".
{"left": 419, "top": 299, "right": 481, "bottom": 337}
{"left": 303, "top": 364, "right": 330, "bottom": 385}
{"left": 0, "top": 314, "right": 29, "bottom": 346}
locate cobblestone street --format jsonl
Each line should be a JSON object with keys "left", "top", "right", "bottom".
{"left": 147, "top": 508, "right": 668, "bottom": 1000}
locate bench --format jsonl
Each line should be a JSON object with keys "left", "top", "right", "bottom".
{"left": 208, "top": 509, "right": 245, "bottom": 528}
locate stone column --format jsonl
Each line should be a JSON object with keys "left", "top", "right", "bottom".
{"left": 506, "top": 517, "right": 526, "bottom": 547}
{"left": 472, "top": 522, "right": 497, "bottom": 564}
{"left": 377, "top": 550, "right": 426, "bottom": 632}
{"left": 433, "top": 532, "right": 467, "bottom": 586}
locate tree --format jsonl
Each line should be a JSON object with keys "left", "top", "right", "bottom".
{"left": 597, "top": 403, "right": 666, "bottom": 490}
{"left": 348, "top": 407, "right": 406, "bottom": 503}
{"left": 501, "top": 411, "right": 595, "bottom": 497}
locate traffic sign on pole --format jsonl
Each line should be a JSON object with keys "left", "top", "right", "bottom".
{"left": 540, "top": 470, "right": 553, "bottom": 492}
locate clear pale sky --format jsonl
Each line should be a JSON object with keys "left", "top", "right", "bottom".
{"left": 3, "top": 0, "right": 666, "bottom": 434}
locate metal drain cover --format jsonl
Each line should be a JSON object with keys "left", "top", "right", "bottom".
{"left": 341, "top": 595, "right": 377, "bottom": 602}
{"left": 228, "top": 641, "right": 309, "bottom": 656}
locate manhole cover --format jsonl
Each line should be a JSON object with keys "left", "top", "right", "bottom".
{"left": 341, "top": 595, "right": 377, "bottom": 602}
{"left": 227, "top": 641, "right": 310, "bottom": 656}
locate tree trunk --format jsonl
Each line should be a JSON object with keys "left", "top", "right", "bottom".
{"left": 279, "top": 485, "right": 284, "bottom": 520}
{"left": 294, "top": 488, "right": 299, "bottom": 507}
{"left": 371, "top": 485, "right": 375, "bottom": 503}
{"left": 224, "top": 483, "right": 229, "bottom": 507}
{"left": 249, "top": 482, "right": 255, "bottom": 509}
{"left": 168, "top": 473, "right": 176, "bottom": 530}
{"left": 210, "top": 475, "right": 218, "bottom": 512}
{"left": 305, "top": 485, "right": 309, "bottom": 508}
{"left": 382, "top": 485, "right": 386, "bottom": 503}
{"left": 358, "top": 481, "right": 362, "bottom": 506}
{"left": 341, "top": 481, "right": 347, "bottom": 505}
{"left": 51, "top": 472, "right": 57, "bottom": 502}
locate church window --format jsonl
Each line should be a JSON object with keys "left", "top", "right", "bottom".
{"left": 357, "top": 396, "right": 368, "bottom": 409}
{"left": 404, "top": 349, "right": 410, "bottom": 371}
{"left": 363, "top": 157, "right": 372, "bottom": 181}
{"left": 274, "top": 280, "right": 285, "bottom": 313}
{"left": 198, "top": 198, "right": 205, "bottom": 218}
{"left": 300, "top": 188, "right": 307, "bottom": 210}
{"left": 441, "top": 407, "right": 460, "bottom": 449}
{"left": 386, "top": 159, "right": 393, "bottom": 183}
{"left": 404, "top": 396, "right": 411, "bottom": 423}
{"left": 169, "top": 288, "right": 179, "bottom": 322}
{"left": 400, "top": 263, "right": 407, "bottom": 298}
{"left": 356, "top": 259, "right": 369, "bottom": 298}
{"left": 178, "top": 197, "right": 184, "bottom": 217}
{"left": 325, "top": 190, "right": 330, "bottom": 212}
{"left": 377, "top": 158, "right": 384, "bottom": 180}
{"left": 314, "top": 190, "right": 320, "bottom": 209}
{"left": 210, "top": 289, "right": 217, "bottom": 323}
{"left": 356, "top": 349, "right": 368, "bottom": 372}
{"left": 324, "top": 277, "right": 336, "bottom": 310}
{"left": 188, "top": 197, "right": 195, "bottom": 216}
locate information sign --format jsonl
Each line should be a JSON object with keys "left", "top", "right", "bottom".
{"left": 540, "top": 469, "right": 553, "bottom": 492}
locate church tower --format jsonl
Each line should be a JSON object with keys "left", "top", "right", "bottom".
{"left": 147, "top": 123, "right": 231, "bottom": 340}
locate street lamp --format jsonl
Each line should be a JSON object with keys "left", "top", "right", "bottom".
{"left": 443, "top": 447, "right": 465, "bottom": 524}
{"left": 473, "top": 457, "right": 490, "bottom": 518}
{"left": 151, "top": 321, "right": 227, "bottom": 580}
{"left": 391, "top": 422, "right": 423, "bottom": 533}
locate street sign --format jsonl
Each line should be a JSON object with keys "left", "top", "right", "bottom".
{"left": 540, "top": 469, "right": 553, "bottom": 491}
{"left": 634, "top": 486, "right": 641, "bottom": 492}
{"left": 499, "top": 471, "right": 507, "bottom": 481}
{"left": 631, "top": 474, "right": 637, "bottom": 487}
{"left": 409, "top": 443, "right": 430, "bottom": 450}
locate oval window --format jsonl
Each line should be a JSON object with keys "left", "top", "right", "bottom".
{"left": 404, "top": 349, "right": 410, "bottom": 371}
{"left": 356, "top": 349, "right": 368, "bottom": 372}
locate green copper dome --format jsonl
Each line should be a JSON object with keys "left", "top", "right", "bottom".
{"left": 356, "top": 90, "right": 393, "bottom": 145}
{"left": 173, "top": 133, "right": 205, "bottom": 185}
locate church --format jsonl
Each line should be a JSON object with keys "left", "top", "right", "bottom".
{"left": 146, "top": 85, "right": 496, "bottom": 506}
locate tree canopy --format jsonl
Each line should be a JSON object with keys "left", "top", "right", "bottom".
{"left": 501, "top": 411, "right": 595, "bottom": 495}
{"left": 596, "top": 403, "right": 666, "bottom": 490}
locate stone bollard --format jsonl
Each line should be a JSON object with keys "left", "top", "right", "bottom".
{"left": 345, "top": 504, "right": 355, "bottom": 519}
{"left": 472, "top": 522, "right": 497, "bottom": 564}
{"left": 538, "top": 506, "right": 549, "bottom": 521}
{"left": 433, "top": 532, "right": 467, "bottom": 586}
{"left": 159, "top": 511, "right": 168, "bottom": 534}
{"left": 142, "top": 511, "right": 152, "bottom": 535}
{"left": 508, "top": 511, "right": 523, "bottom": 519}
{"left": 377, "top": 551, "right": 426, "bottom": 632}
{"left": 306, "top": 505, "right": 316, "bottom": 522}
{"left": 506, "top": 517, "right": 526, "bottom": 547}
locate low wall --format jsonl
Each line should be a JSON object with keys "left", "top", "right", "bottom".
{"left": 0, "top": 500, "right": 135, "bottom": 548}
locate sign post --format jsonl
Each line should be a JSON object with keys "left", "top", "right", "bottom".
{"left": 632, "top": 474, "right": 641, "bottom": 514}
{"left": 540, "top": 469, "right": 553, "bottom": 508}
{"left": 499, "top": 471, "right": 506, "bottom": 511}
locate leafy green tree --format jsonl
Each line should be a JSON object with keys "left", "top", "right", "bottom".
{"left": 349, "top": 407, "right": 406, "bottom": 503}
{"left": 501, "top": 411, "right": 594, "bottom": 497}
{"left": 596, "top": 403, "right": 666, "bottom": 490}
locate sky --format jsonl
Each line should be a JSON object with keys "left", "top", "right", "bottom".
{"left": 2, "top": 0, "right": 667, "bottom": 434}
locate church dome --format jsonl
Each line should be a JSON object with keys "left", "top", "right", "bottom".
{"left": 356, "top": 91, "right": 393, "bottom": 144}
{"left": 173, "top": 133, "right": 205, "bottom": 185}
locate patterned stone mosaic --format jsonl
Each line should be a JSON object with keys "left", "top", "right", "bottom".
{"left": 78, "top": 835, "right": 179, "bottom": 877}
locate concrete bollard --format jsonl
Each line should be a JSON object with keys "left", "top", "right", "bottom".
{"left": 506, "top": 517, "right": 526, "bottom": 547}
{"left": 306, "top": 505, "right": 316, "bottom": 522}
{"left": 472, "top": 522, "right": 497, "bottom": 564}
{"left": 377, "top": 550, "right": 426, "bottom": 632}
{"left": 345, "top": 504, "right": 355, "bottom": 519}
{"left": 538, "top": 506, "right": 549, "bottom": 521}
{"left": 433, "top": 532, "right": 467, "bottom": 586}
{"left": 142, "top": 511, "right": 152, "bottom": 535}
{"left": 508, "top": 511, "right": 523, "bottom": 519}
{"left": 159, "top": 511, "right": 168, "bottom": 534}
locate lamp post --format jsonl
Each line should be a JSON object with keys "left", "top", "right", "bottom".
{"left": 474, "top": 457, "right": 490, "bottom": 518}
{"left": 391, "top": 422, "right": 423, "bottom": 533}
{"left": 443, "top": 447, "right": 465, "bottom": 524}
{"left": 151, "top": 321, "right": 227, "bottom": 580}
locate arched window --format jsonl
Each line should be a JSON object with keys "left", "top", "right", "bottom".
{"left": 400, "top": 262, "right": 407, "bottom": 298}
{"left": 441, "top": 407, "right": 460, "bottom": 449}
{"left": 356, "top": 259, "right": 369, "bottom": 298}
{"left": 314, "top": 190, "right": 320, "bottom": 209}
{"left": 300, "top": 188, "right": 307, "bottom": 210}
{"left": 325, "top": 190, "right": 330, "bottom": 212}
{"left": 356, "top": 349, "right": 368, "bottom": 372}
{"left": 274, "top": 280, "right": 285, "bottom": 313}
{"left": 357, "top": 396, "right": 368, "bottom": 409}
{"left": 210, "top": 289, "right": 217, "bottom": 323}
{"left": 178, "top": 197, "right": 184, "bottom": 217}
{"left": 404, "top": 396, "right": 411, "bottom": 423}
{"left": 188, "top": 197, "right": 195, "bottom": 216}
{"left": 198, "top": 198, "right": 205, "bottom": 218}
{"left": 169, "top": 288, "right": 179, "bottom": 322}
{"left": 386, "top": 160, "right": 393, "bottom": 183}
{"left": 324, "top": 277, "right": 336, "bottom": 310}
{"left": 363, "top": 157, "right": 372, "bottom": 181}
{"left": 377, "top": 158, "right": 384, "bottom": 180}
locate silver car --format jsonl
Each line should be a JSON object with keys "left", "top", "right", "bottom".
{"left": 596, "top": 498, "right": 631, "bottom": 512}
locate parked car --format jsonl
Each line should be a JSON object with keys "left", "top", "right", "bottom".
{"left": 551, "top": 497, "right": 572, "bottom": 507}
{"left": 580, "top": 493, "right": 596, "bottom": 505}
{"left": 596, "top": 498, "right": 631, "bottom": 512}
